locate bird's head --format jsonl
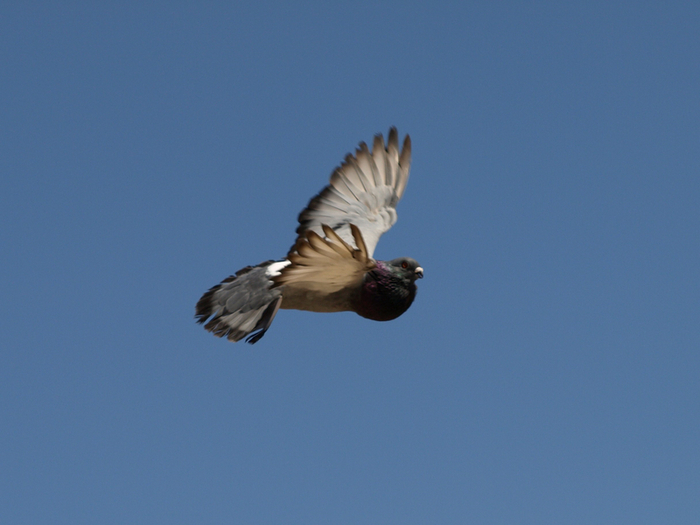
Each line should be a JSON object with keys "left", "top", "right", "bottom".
{"left": 385, "top": 257, "right": 423, "bottom": 282}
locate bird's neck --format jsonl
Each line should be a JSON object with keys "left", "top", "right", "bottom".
{"left": 355, "top": 264, "right": 416, "bottom": 321}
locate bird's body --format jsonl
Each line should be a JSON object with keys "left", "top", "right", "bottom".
{"left": 195, "top": 128, "right": 422, "bottom": 344}
{"left": 278, "top": 281, "right": 357, "bottom": 313}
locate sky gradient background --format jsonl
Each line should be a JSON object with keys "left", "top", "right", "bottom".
{"left": 2, "top": 2, "right": 699, "bottom": 524}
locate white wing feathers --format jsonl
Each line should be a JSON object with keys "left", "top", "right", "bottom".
{"left": 295, "top": 128, "right": 411, "bottom": 258}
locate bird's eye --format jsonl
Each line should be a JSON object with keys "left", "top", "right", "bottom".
{"left": 401, "top": 261, "right": 408, "bottom": 269}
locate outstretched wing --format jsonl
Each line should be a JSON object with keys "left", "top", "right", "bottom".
{"left": 295, "top": 127, "right": 411, "bottom": 258}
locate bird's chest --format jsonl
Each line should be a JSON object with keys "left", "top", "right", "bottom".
{"left": 355, "top": 278, "right": 415, "bottom": 321}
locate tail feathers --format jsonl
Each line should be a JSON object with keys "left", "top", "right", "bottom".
{"left": 195, "top": 261, "right": 283, "bottom": 344}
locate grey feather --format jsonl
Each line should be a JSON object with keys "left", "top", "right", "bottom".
{"left": 195, "top": 261, "right": 283, "bottom": 343}
{"left": 296, "top": 127, "right": 411, "bottom": 257}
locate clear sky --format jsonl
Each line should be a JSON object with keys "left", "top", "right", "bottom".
{"left": 2, "top": 2, "right": 698, "bottom": 524}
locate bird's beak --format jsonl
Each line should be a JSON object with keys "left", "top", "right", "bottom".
{"left": 415, "top": 267, "right": 424, "bottom": 279}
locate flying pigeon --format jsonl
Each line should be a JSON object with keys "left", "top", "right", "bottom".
{"left": 195, "top": 127, "right": 423, "bottom": 344}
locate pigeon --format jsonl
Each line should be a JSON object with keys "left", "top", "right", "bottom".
{"left": 195, "top": 128, "right": 423, "bottom": 344}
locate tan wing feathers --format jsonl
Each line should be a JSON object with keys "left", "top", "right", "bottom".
{"left": 349, "top": 224, "right": 369, "bottom": 261}
{"left": 306, "top": 230, "right": 345, "bottom": 258}
{"left": 275, "top": 224, "right": 375, "bottom": 293}
{"left": 321, "top": 224, "right": 354, "bottom": 252}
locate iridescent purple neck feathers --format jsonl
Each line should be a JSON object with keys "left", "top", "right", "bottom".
{"left": 355, "top": 258, "right": 423, "bottom": 321}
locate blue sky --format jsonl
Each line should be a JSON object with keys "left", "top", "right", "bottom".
{"left": 2, "top": 2, "right": 698, "bottom": 524}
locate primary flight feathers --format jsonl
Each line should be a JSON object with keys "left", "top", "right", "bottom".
{"left": 195, "top": 128, "right": 422, "bottom": 344}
